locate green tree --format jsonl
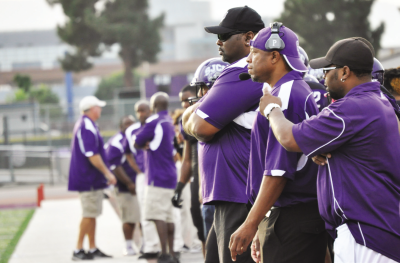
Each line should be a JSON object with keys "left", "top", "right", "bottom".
{"left": 47, "top": 0, "right": 164, "bottom": 88}
{"left": 95, "top": 70, "right": 141, "bottom": 100}
{"left": 30, "top": 85, "right": 60, "bottom": 104}
{"left": 13, "top": 74, "right": 32, "bottom": 93}
{"left": 277, "top": 0, "right": 384, "bottom": 59}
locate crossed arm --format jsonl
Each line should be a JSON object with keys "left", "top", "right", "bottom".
{"left": 182, "top": 103, "right": 220, "bottom": 142}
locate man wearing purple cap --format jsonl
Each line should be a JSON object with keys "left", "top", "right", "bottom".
{"left": 259, "top": 37, "right": 400, "bottom": 262}
{"left": 69, "top": 96, "right": 116, "bottom": 260}
{"left": 182, "top": 6, "right": 264, "bottom": 263}
{"left": 228, "top": 23, "right": 327, "bottom": 263}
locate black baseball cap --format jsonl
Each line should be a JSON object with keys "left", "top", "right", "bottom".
{"left": 310, "top": 37, "right": 374, "bottom": 71}
{"left": 204, "top": 6, "right": 265, "bottom": 34}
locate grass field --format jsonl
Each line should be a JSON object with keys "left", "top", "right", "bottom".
{"left": 0, "top": 209, "right": 35, "bottom": 263}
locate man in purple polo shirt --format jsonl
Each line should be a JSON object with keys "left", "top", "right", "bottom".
{"left": 125, "top": 100, "right": 161, "bottom": 259}
{"left": 134, "top": 92, "right": 177, "bottom": 263}
{"left": 182, "top": 6, "right": 264, "bottom": 263}
{"left": 68, "top": 96, "right": 116, "bottom": 261}
{"left": 229, "top": 24, "right": 327, "bottom": 263}
{"left": 259, "top": 37, "right": 400, "bottom": 262}
{"left": 104, "top": 115, "right": 141, "bottom": 256}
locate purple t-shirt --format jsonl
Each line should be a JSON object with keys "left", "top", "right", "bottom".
{"left": 68, "top": 115, "right": 107, "bottom": 191}
{"left": 134, "top": 110, "right": 177, "bottom": 189}
{"left": 247, "top": 71, "right": 320, "bottom": 206}
{"left": 125, "top": 122, "right": 145, "bottom": 173}
{"left": 292, "top": 81, "right": 400, "bottom": 261}
{"left": 195, "top": 57, "right": 263, "bottom": 204}
{"left": 104, "top": 132, "right": 136, "bottom": 193}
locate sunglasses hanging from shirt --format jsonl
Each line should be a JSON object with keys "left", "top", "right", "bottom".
{"left": 265, "top": 22, "right": 285, "bottom": 50}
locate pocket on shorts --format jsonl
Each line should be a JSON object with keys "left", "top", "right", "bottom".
{"left": 300, "top": 219, "right": 326, "bottom": 235}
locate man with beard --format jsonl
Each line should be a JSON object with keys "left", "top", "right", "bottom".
{"left": 182, "top": 6, "right": 264, "bottom": 263}
{"left": 258, "top": 37, "right": 400, "bottom": 263}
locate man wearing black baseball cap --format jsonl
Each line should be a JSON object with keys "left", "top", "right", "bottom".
{"left": 258, "top": 37, "right": 400, "bottom": 263}
{"left": 182, "top": 5, "right": 264, "bottom": 263}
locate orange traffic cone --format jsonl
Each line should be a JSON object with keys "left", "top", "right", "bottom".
{"left": 37, "top": 184, "right": 44, "bottom": 207}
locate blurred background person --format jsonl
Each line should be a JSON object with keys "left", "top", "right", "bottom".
{"left": 104, "top": 115, "right": 140, "bottom": 256}
{"left": 134, "top": 92, "right": 178, "bottom": 263}
{"left": 125, "top": 100, "right": 161, "bottom": 259}
{"left": 384, "top": 67, "right": 400, "bottom": 106}
{"left": 68, "top": 96, "right": 116, "bottom": 261}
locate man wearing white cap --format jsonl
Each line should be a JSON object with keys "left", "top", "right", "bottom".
{"left": 68, "top": 96, "right": 117, "bottom": 261}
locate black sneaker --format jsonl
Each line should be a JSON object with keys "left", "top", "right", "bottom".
{"left": 88, "top": 248, "right": 112, "bottom": 258}
{"left": 157, "top": 253, "right": 172, "bottom": 263}
{"left": 72, "top": 249, "right": 94, "bottom": 261}
{"left": 138, "top": 252, "right": 159, "bottom": 259}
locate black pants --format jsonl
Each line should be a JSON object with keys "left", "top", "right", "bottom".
{"left": 258, "top": 201, "right": 327, "bottom": 263}
{"left": 190, "top": 178, "right": 205, "bottom": 242}
{"left": 205, "top": 201, "right": 253, "bottom": 263}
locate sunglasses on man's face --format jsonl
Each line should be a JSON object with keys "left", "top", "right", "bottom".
{"left": 322, "top": 66, "right": 344, "bottom": 78}
{"left": 217, "top": 31, "right": 246, "bottom": 42}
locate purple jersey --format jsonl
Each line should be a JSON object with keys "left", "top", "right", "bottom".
{"left": 68, "top": 115, "right": 107, "bottom": 191}
{"left": 247, "top": 71, "right": 320, "bottom": 206}
{"left": 305, "top": 81, "right": 330, "bottom": 111}
{"left": 125, "top": 122, "right": 145, "bottom": 173}
{"left": 104, "top": 132, "right": 136, "bottom": 193}
{"left": 195, "top": 57, "right": 263, "bottom": 204}
{"left": 134, "top": 110, "right": 177, "bottom": 189}
{"left": 292, "top": 81, "right": 400, "bottom": 261}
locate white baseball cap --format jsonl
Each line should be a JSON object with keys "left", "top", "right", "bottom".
{"left": 79, "top": 96, "right": 106, "bottom": 112}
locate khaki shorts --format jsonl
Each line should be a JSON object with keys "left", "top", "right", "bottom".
{"left": 144, "top": 185, "right": 174, "bottom": 223}
{"left": 116, "top": 191, "right": 141, "bottom": 223}
{"left": 79, "top": 189, "right": 103, "bottom": 218}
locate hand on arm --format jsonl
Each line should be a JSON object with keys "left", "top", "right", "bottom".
{"left": 112, "top": 165, "right": 136, "bottom": 195}
{"left": 259, "top": 91, "right": 301, "bottom": 152}
{"left": 88, "top": 154, "right": 117, "bottom": 185}
{"left": 229, "top": 176, "right": 287, "bottom": 261}
{"left": 182, "top": 103, "right": 220, "bottom": 142}
{"left": 312, "top": 153, "right": 332, "bottom": 166}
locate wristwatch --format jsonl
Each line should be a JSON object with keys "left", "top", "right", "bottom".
{"left": 263, "top": 103, "right": 281, "bottom": 120}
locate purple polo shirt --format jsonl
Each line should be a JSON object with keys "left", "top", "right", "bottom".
{"left": 134, "top": 110, "right": 177, "bottom": 189}
{"left": 195, "top": 57, "right": 263, "bottom": 204}
{"left": 104, "top": 132, "right": 136, "bottom": 193}
{"left": 68, "top": 115, "right": 107, "bottom": 191}
{"left": 247, "top": 71, "right": 320, "bottom": 206}
{"left": 125, "top": 123, "right": 145, "bottom": 173}
{"left": 292, "top": 81, "right": 400, "bottom": 261}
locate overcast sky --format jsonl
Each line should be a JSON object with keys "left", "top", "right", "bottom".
{"left": 0, "top": 0, "right": 399, "bottom": 48}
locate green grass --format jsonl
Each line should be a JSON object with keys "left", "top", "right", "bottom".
{"left": 0, "top": 209, "right": 35, "bottom": 263}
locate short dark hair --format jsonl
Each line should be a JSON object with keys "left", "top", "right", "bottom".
{"left": 180, "top": 84, "right": 196, "bottom": 95}
{"left": 351, "top": 68, "right": 372, "bottom": 79}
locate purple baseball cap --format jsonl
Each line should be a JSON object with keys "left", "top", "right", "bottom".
{"left": 250, "top": 25, "right": 308, "bottom": 72}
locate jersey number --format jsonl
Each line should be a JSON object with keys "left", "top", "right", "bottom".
{"left": 313, "top": 91, "right": 321, "bottom": 108}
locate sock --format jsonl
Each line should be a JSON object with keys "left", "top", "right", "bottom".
{"left": 126, "top": 240, "right": 133, "bottom": 249}
{"left": 89, "top": 248, "right": 97, "bottom": 253}
{"left": 74, "top": 249, "right": 82, "bottom": 253}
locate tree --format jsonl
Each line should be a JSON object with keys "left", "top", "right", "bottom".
{"left": 95, "top": 70, "right": 141, "bottom": 100}
{"left": 13, "top": 74, "right": 32, "bottom": 93}
{"left": 47, "top": 0, "right": 164, "bottom": 88}
{"left": 277, "top": 0, "right": 384, "bottom": 59}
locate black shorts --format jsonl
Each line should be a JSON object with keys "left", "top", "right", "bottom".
{"left": 205, "top": 201, "right": 253, "bottom": 263}
{"left": 258, "top": 201, "right": 327, "bottom": 263}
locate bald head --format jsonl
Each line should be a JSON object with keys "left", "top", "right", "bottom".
{"left": 135, "top": 100, "right": 151, "bottom": 124}
{"left": 150, "top": 92, "right": 169, "bottom": 113}
{"left": 120, "top": 115, "right": 135, "bottom": 132}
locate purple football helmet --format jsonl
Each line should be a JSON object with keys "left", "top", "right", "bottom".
{"left": 303, "top": 74, "right": 319, "bottom": 83}
{"left": 298, "top": 46, "right": 309, "bottom": 68}
{"left": 189, "top": 57, "right": 229, "bottom": 105}
{"left": 372, "top": 57, "right": 384, "bottom": 85}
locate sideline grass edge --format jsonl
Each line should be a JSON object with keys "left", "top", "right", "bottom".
{"left": 0, "top": 209, "right": 35, "bottom": 263}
